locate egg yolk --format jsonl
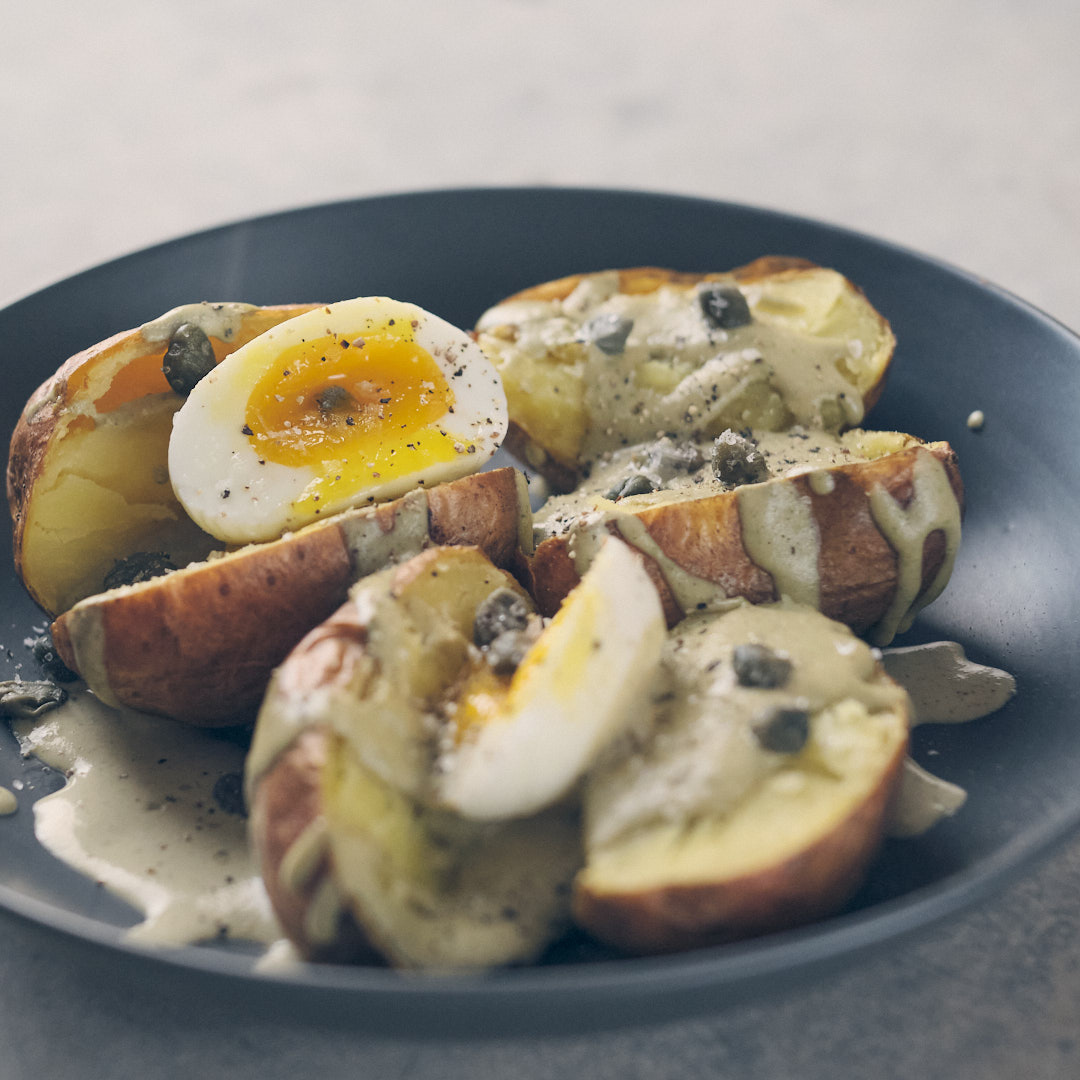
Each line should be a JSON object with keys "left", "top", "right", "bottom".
{"left": 448, "top": 660, "right": 513, "bottom": 744}
{"left": 244, "top": 327, "right": 467, "bottom": 517}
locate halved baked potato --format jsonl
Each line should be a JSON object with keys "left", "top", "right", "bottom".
{"left": 573, "top": 600, "right": 911, "bottom": 953}
{"left": 8, "top": 301, "right": 321, "bottom": 616}
{"left": 51, "top": 467, "right": 532, "bottom": 726}
{"left": 247, "top": 542, "right": 665, "bottom": 967}
{"left": 531, "top": 429, "right": 963, "bottom": 645}
{"left": 474, "top": 259, "right": 896, "bottom": 491}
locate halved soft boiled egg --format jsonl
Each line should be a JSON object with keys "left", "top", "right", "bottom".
{"left": 248, "top": 541, "right": 666, "bottom": 825}
{"left": 168, "top": 296, "right": 508, "bottom": 544}
{"left": 437, "top": 537, "right": 666, "bottom": 820}
{"left": 434, "top": 540, "right": 660, "bottom": 816}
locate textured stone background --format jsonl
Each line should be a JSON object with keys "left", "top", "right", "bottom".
{"left": 3, "top": 2, "right": 1080, "bottom": 1077}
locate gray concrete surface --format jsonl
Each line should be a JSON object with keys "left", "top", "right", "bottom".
{"left": 3, "top": 1, "right": 1080, "bottom": 1077}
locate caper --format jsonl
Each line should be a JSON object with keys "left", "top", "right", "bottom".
{"left": 211, "top": 772, "right": 247, "bottom": 817}
{"left": 605, "top": 473, "right": 656, "bottom": 501}
{"left": 733, "top": 643, "right": 792, "bottom": 689}
{"left": 162, "top": 323, "right": 216, "bottom": 395}
{"left": 751, "top": 706, "right": 810, "bottom": 754}
{"left": 316, "top": 385, "right": 352, "bottom": 411}
{"left": 28, "top": 632, "right": 78, "bottom": 683}
{"left": 474, "top": 588, "right": 530, "bottom": 647}
{"left": 103, "top": 552, "right": 178, "bottom": 592}
{"left": 639, "top": 437, "right": 706, "bottom": 478}
{"left": 0, "top": 679, "right": 67, "bottom": 719}
{"left": 711, "top": 429, "right": 770, "bottom": 486}
{"left": 581, "top": 313, "right": 633, "bottom": 355}
{"left": 699, "top": 285, "right": 752, "bottom": 330}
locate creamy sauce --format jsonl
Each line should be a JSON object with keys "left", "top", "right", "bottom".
{"left": 737, "top": 480, "right": 820, "bottom": 609}
{"left": 879, "top": 641, "right": 1016, "bottom": 836}
{"left": 867, "top": 450, "right": 962, "bottom": 644}
{"left": 477, "top": 269, "right": 880, "bottom": 467}
{"left": 888, "top": 758, "right": 967, "bottom": 838}
{"left": 882, "top": 640, "right": 1016, "bottom": 725}
{"left": 12, "top": 691, "right": 281, "bottom": 948}
{"left": 0, "top": 785, "right": 16, "bottom": 815}
{"left": 139, "top": 302, "right": 260, "bottom": 346}
{"left": 585, "top": 600, "right": 907, "bottom": 850}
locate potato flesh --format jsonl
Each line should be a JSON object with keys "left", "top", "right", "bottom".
{"left": 476, "top": 267, "right": 894, "bottom": 474}
{"left": 320, "top": 733, "right": 581, "bottom": 970}
{"left": 581, "top": 699, "right": 906, "bottom": 891}
{"left": 21, "top": 396, "right": 218, "bottom": 614}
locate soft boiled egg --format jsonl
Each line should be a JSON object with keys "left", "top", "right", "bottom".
{"left": 436, "top": 537, "right": 666, "bottom": 821}
{"left": 168, "top": 296, "right": 508, "bottom": 544}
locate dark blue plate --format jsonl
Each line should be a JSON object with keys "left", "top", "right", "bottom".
{"left": 0, "top": 188, "right": 1074, "bottom": 1035}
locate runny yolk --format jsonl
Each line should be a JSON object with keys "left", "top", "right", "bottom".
{"left": 449, "top": 660, "right": 513, "bottom": 744}
{"left": 243, "top": 328, "right": 466, "bottom": 517}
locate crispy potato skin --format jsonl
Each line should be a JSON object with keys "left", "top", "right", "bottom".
{"left": 51, "top": 467, "right": 528, "bottom": 726}
{"left": 249, "top": 723, "right": 375, "bottom": 963}
{"left": 8, "top": 303, "right": 320, "bottom": 613}
{"left": 484, "top": 260, "right": 893, "bottom": 491}
{"left": 52, "top": 524, "right": 352, "bottom": 726}
{"left": 531, "top": 442, "right": 963, "bottom": 633}
{"left": 571, "top": 733, "right": 907, "bottom": 954}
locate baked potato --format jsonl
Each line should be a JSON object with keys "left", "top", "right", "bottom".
{"left": 573, "top": 600, "right": 911, "bottom": 953}
{"left": 5, "top": 262, "right": 968, "bottom": 970}
{"left": 247, "top": 541, "right": 666, "bottom": 967}
{"left": 50, "top": 467, "right": 532, "bottom": 726}
{"left": 474, "top": 259, "right": 896, "bottom": 491}
{"left": 248, "top": 545, "right": 912, "bottom": 965}
{"left": 7, "top": 301, "right": 321, "bottom": 616}
{"left": 530, "top": 429, "right": 963, "bottom": 645}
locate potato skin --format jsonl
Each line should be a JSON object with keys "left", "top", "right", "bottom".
{"left": 249, "top": 594, "right": 398, "bottom": 961}
{"left": 531, "top": 441, "right": 963, "bottom": 635}
{"left": 51, "top": 467, "right": 529, "bottom": 726}
{"left": 52, "top": 523, "right": 353, "bottom": 726}
{"left": 249, "top": 723, "right": 376, "bottom": 963}
{"left": 571, "top": 733, "right": 907, "bottom": 954}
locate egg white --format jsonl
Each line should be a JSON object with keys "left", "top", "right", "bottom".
{"left": 436, "top": 538, "right": 666, "bottom": 821}
{"left": 168, "top": 296, "right": 508, "bottom": 544}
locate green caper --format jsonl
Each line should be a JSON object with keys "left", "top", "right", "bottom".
{"left": 638, "top": 437, "right": 706, "bottom": 478}
{"left": 212, "top": 772, "right": 247, "bottom": 817}
{"left": 712, "top": 429, "right": 770, "bottom": 486}
{"left": 103, "top": 552, "right": 178, "bottom": 591}
{"left": 0, "top": 680, "right": 67, "bottom": 719}
{"left": 733, "top": 643, "right": 792, "bottom": 689}
{"left": 163, "top": 323, "right": 216, "bottom": 395}
{"left": 316, "top": 385, "right": 352, "bottom": 411}
{"left": 582, "top": 313, "right": 634, "bottom": 355}
{"left": 699, "top": 285, "right": 752, "bottom": 330}
{"left": 474, "top": 588, "right": 530, "bottom": 647}
{"left": 605, "top": 473, "right": 656, "bottom": 501}
{"left": 751, "top": 706, "right": 810, "bottom": 754}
